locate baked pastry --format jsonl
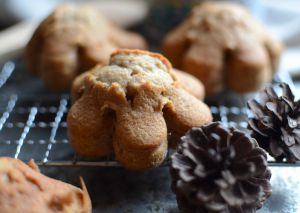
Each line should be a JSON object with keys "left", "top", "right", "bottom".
{"left": 248, "top": 83, "right": 300, "bottom": 163}
{"left": 67, "top": 49, "right": 212, "bottom": 171}
{"left": 71, "top": 68, "right": 205, "bottom": 102}
{"left": 26, "top": 4, "right": 146, "bottom": 91}
{"left": 173, "top": 69, "right": 205, "bottom": 100}
{"left": 0, "top": 157, "right": 91, "bottom": 213}
{"left": 162, "top": 2, "right": 282, "bottom": 96}
{"left": 171, "top": 122, "right": 272, "bottom": 213}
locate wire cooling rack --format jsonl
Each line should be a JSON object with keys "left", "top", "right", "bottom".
{"left": 0, "top": 59, "right": 299, "bottom": 167}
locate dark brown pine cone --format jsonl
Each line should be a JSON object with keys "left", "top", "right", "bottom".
{"left": 170, "top": 122, "right": 271, "bottom": 213}
{"left": 247, "top": 83, "right": 300, "bottom": 163}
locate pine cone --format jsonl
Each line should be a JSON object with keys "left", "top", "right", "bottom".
{"left": 247, "top": 83, "right": 300, "bottom": 162}
{"left": 170, "top": 122, "right": 271, "bottom": 213}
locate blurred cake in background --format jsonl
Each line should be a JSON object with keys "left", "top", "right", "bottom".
{"left": 162, "top": 2, "right": 282, "bottom": 96}
{"left": 26, "top": 4, "right": 146, "bottom": 91}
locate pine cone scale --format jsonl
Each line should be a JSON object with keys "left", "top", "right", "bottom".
{"left": 281, "top": 83, "right": 294, "bottom": 100}
{"left": 289, "top": 143, "right": 300, "bottom": 159}
{"left": 230, "top": 162, "right": 255, "bottom": 180}
{"left": 247, "top": 100, "right": 265, "bottom": 118}
{"left": 248, "top": 120, "right": 268, "bottom": 137}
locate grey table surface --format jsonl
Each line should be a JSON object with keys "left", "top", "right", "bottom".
{"left": 40, "top": 166, "right": 300, "bottom": 213}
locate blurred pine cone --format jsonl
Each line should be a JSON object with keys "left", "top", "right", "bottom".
{"left": 170, "top": 122, "right": 271, "bottom": 213}
{"left": 248, "top": 83, "right": 300, "bottom": 163}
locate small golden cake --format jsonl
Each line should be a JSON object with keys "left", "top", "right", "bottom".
{"left": 162, "top": 2, "right": 282, "bottom": 96}
{"left": 0, "top": 157, "right": 91, "bottom": 213}
{"left": 67, "top": 49, "right": 212, "bottom": 171}
{"left": 26, "top": 4, "right": 146, "bottom": 91}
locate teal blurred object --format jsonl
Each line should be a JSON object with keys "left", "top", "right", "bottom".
{"left": 145, "top": 0, "right": 200, "bottom": 42}
{"left": 144, "top": 0, "right": 262, "bottom": 43}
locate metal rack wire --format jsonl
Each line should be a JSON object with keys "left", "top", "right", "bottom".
{"left": 0, "top": 60, "right": 299, "bottom": 167}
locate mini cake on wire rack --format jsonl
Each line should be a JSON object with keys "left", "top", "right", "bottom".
{"left": 67, "top": 49, "right": 212, "bottom": 171}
